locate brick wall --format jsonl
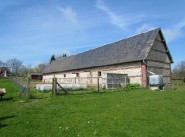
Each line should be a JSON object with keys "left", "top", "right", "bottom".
{"left": 141, "top": 63, "right": 147, "bottom": 87}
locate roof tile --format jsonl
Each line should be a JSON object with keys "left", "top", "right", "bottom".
{"left": 43, "top": 28, "right": 161, "bottom": 74}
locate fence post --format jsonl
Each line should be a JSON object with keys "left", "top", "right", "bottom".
{"left": 15, "top": 77, "right": 18, "bottom": 86}
{"left": 26, "top": 78, "right": 30, "bottom": 98}
{"left": 52, "top": 76, "right": 57, "bottom": 96}
{"left": 52, "top": 77, "right": 54, "bottom": 93}
{"left": 20, "top": 77, "right": 23, "bottom": 91}
{"left": 97, "top": 77, "right": 100, "bottom": 92}
{"left": 54, "top": 77, "right": 57, "bottom": 96}
{"left": 125, "top": 77, "right": 127, "bottom": 90}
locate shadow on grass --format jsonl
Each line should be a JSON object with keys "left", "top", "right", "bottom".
{"left": 0, "top": 97, "right": 14, "bottom": 101}
{"left": 56, "top": 90, "right": 107, "bottom": 96}
{"left": 0, "top": 123, "right": 7, "bottom": 128}
{"left": 29, "top": 95, "right": 45, "bottom": 100}
{"left": 0, "top": 115, "right": 16, "bottom": 129}
{"left": 40, "top": 87, "right": 130, "bottom": 97}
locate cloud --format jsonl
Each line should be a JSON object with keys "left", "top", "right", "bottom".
{"left": 163, "top": 19, "right": 185, "bottom": 43}
{"left": 136, "top": 24, "right": 156, "bottom": 34}
{"left": 96, "top": 0, "right": 125, "bottom": 29}
{"left": 57, "top": 6, "right": 77, "bottom": 23}
{"left": 96, "top": 0, "right": 144, "bottom": 30}
{"left": 136, "top": 20, "right": 185, "bottom": 43}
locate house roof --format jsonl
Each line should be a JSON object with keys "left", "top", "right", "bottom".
{"left": 0, "top": 67, "right": 7, "bottom": 71}
{"left": 43, "top": 28, "right": 173, "bottom": 74}
{"left": 31, "top": 73, "right": 42, "bottom": 76}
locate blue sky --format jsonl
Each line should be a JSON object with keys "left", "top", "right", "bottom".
{"left": 0, "top": 0, "right": 185, "bottom": 68}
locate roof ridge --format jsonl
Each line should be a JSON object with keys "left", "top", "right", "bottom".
{"left": 144, "top": 28, "right": 161, "bottom": 60}
{"left": 119, "top": 27, "right": 160, "bottom": 41}
{"left": 55, "top": 28, "right": 161, "bottom": 62}
{"left": 43, "top": 28, "right": 162, "bottom": 74}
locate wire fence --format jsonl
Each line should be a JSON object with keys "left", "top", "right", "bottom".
{"left": 43, "top": 76, "right": 129, "bottom": 89}
{"left": 9, "top": 75, "right": 129, "bottom": 97}
{"left": 10, "top": 77, "right": 30, "bottom": 98}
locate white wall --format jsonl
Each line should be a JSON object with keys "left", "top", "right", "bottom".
{"left": 43, "top": 62, "right": 143, "bottom": 86}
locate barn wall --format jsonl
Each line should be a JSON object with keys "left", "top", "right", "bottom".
{"left": 42, "top": 62, "right": 143, "bottom": 86}
{"left": 42, "top": 34, "right": 172, "bottom": 88}
{"left": 147, "top": 34, "right": 172, "bottom": 88}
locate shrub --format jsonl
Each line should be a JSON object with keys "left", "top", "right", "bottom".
{"left": 126, "top": 83, "right": 141, "bottom": 90}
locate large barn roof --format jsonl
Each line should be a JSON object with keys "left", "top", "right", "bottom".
{"left": 43, "top": 28, "right": 173, "bottom": 74}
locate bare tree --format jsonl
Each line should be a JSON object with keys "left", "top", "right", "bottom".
{"left": 0, "top": 60, "right": 5, "bottom": 66}
{"left": 6, "top": 58, "right": 23, "bottom": 74}
{"left": 32, "top": 63, "right": 47, "bottom": 73}
{"left": 38, "top": 63, "right": 47, "bottom": 72}
{"left": 19, "top": 64, "right": 32, "bottom": 77}
{"left": 172, "top": 60, "right": 185, "bottom": 82}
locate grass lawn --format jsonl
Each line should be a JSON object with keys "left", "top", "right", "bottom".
{"left": 0, "top": 78, "right": 185, "bottom": 137}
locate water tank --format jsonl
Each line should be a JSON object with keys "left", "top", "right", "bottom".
{"left": 149, "top": 75, "right": 163, "bottom": 86}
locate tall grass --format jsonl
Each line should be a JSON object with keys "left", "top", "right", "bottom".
{"left": 0, "top": 78, "right": 185, "bottom": 137}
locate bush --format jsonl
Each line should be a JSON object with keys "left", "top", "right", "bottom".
{"left": 126, "top": 83, "right": 141, "bottom": 90}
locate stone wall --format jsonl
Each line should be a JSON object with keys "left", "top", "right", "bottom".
{"left": 141, "top": 63, "right": 147, "bottom": 87}
{"left": 43, "top": 62, "right": 143, "bottom": 86}
{"left": 146, "top": 33, "right": 172, "bottom": 88}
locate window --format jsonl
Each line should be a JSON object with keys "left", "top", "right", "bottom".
{"left": 64, "top": 74, "right": 66, "bottom": 77}
{"left": 76, "top": 73, "right": 79, "bottom": 77}
{"left": 98, "top": 71, "right": 101, "bottom": 76}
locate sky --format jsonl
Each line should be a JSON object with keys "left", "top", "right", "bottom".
{"left": 0, "top": 0, "right": 185, "bottom": 68}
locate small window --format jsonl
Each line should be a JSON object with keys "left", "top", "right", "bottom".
{"left": 64, "top": 74, "right": 66, "bottom": 77}
{"left": 76, "top": 73, "right": 79, "bottom": 77}
{"left": 98, "top": 71, "right": 101, "bottom": 76}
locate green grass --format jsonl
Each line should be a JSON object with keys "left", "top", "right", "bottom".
{"left": 0, "top": 78, "right": 185, "bottom": 137}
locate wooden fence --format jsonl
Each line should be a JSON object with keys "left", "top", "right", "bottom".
{"left": 52, "top": 77, "right": 68, "bottom": 96}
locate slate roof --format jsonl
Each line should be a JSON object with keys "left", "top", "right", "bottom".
{"left": 43, "top": 28, "right": 173, "bottom": 74}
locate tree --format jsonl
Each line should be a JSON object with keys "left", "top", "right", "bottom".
{"left": 62, "top": 53, "right": 67, "bottom": 58}
{"left": 0, "top": 60, "right": 5, "bottom": 66}
{"left": 6, "top": 58, "right": 23, "bottom": 74}
{"left": 19, "top": 64, "right": 32, "bottom": 77}
{"left": 32, "top": 63, "right": 47, "bottom": 73}
{"left": 172, "top": 60, "right": 185, "bottom": 82}
{"left": 38, "top": 63, "right": 47, "bottom": 72}
{"left": 50, "top": 55, "right": 56, "bottom": 63}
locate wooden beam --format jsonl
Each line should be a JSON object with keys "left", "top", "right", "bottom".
{"left": 150, "top": 49, "right": 168, "bottom": 54}
{"left": 147, "top": 66, "right": 171, "bottom": 70}
{"left": 147, "top": 59, "right": 171, "bottom": 64}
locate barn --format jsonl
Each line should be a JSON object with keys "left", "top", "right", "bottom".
{"left": 0, "top": 67, "right": 7, "bottom": 77}
{"left": 42, "top": 28, "right": 173, "bottom": 88}
{"left": 31, "top": 73, "right": 42, "bottom": 80}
